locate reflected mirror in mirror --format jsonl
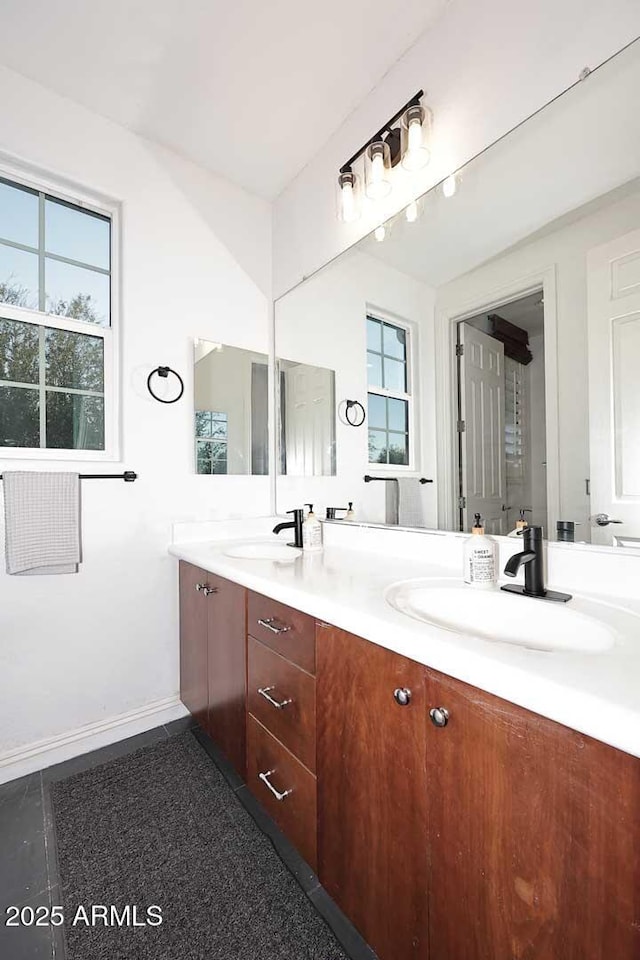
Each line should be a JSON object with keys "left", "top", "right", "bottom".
{"left": 274, "top": 39, "right": 640, "bottom": 549}
{"left": 277, "top": 359, "right": 336, "bottom": 476}
{"left": 194, "top": 340, "right": 268, "bottom": 476}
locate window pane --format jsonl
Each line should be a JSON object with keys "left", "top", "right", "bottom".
{"left": 195, "top": 411, "right": 212, "bottom": 438}
{"left": 45, "top": 328, "right": 104, "bottom": 391}
{"left": 0, "top": 245, "right": 39, "bottom": 310}
{"left": 367, "top": 351, "right": 382, "bottom": 388}
{"left": 45, "top": 258, "right": 109, "bottom": 326}
{"left": 367, "top": 392, "right": 386, "bottom": 429}
{"left": 0, "top": 317, "right": 39, "bottom": 384}
{"left": 212, "top": 458, "right": 228, "bottom": 475}
{"left": 196, "top": 440, "right": 213, "bottom": 474}
{"left": 383, "top": 356, "right": 406, "bottom": 392}
{"left": 387, "top": 431, "right": 409, "bottom": 465}
{"left": 368, "top": 428, "right": 388, "bottom": 464}
{"left": 387, "top": 397, "right": 408, "bottom": 432}
{"left": 46, "top": 392, "right": 104, "bottom": 449}
{"left": 0, "top": 385, "right": 39, "bottom": 447}
{"left": 45, "top": 198, "right": 110, "bottom": 270}
{"left": 0, "top": 180, "right": 39, "bottom": 248}
{"left": 383, "top": 323, "right": 406, "bottom": 361}
{"left": 367, "top": 317, "right": 382, "bottom": 353}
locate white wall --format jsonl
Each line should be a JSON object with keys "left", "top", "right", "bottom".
{"left": 0, "top": 65, "right": 272, "bottom": 777}
{"left": 275, "top": 248, "right": 436, "bottom": 523}
{"left": 273, "top": 0, "right": 640, "bottom": 297}
{"left": 436, "top": 183, "right": 640, "bottom": 536}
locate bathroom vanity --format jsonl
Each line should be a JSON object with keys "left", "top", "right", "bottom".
{"left": 172, "top": 525, "right": 640, "bottom": 960}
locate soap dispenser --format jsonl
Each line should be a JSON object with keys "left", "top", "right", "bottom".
{"left": 303, "top": 504, "right": 323, "bottom": 553}
{"left": 508, "top": 509, "right": 530, "bottom": 538}
{"left": 463, "top": 513, "right": 497, "bottom": 589}
{"left": 344, "top": 502, "right": 355, "bottom": 521}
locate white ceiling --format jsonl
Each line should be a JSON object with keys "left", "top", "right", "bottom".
{"left": 0, "top": 0, "right": 449, "bottom": 199}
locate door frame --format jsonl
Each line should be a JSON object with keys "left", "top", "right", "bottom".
{"left": 434, "top": 265, "right": 560, "bottom": 537}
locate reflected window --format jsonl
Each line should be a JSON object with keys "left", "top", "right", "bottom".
{"left": 366, "top": 315, "right": 412, "bottom": 466}
{"left": 0, "top": 174, "right": 113, "bottom": 452}
{"left": 195, "top": 410, "right": 228, "bottom": 474}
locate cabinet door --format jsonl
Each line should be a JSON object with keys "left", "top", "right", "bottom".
{"left": 179, "top": 561, "right": 208, "bottom": 728}
{"left": 317, "top": 624, "right": 429, "bottom": 960}
{"left": 426, "top": 669, "right": 640, "bottom": 960}
{"left": 207, "top": 573, "right": 247, "bottom": 779}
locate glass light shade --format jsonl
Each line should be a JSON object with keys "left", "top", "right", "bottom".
{"left": 442, "top": 173, "right": 457, "bottom": 198}
{"left": 405, "top": 200, "right": 419, "bottom": 223}
{"left": 365, "top": 141, "right": 392, "bottom": 200}
{"left": 337, "top": 169, "right": 361, "bottom": 222}
{"left": 401, "top": 104, "right": 432, "bottom": 172}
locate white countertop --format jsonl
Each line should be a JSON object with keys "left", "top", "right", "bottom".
{"left": 169, "top": 520, "right": 640, "bottom": 759}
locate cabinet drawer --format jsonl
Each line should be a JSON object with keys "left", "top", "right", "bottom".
{"left": 248, "top": 637, "right": 316, "bottom": 773}
{"left": 247, "top": 591, "right": 315, "bottom": 674}
{"left": 247, "top": 716, "right": 317, "bottom": 871}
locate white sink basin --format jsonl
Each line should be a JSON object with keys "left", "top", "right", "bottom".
{"left": 385, "top": 579, "right": 617, "bottom": 653}
{"left": 223, "top": 541, "right": 302, "bottom": 561}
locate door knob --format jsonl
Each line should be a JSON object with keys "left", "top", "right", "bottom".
{"left": 429, "top": 706, "right": 449, "bottom": 727}
{"left": 591, "top": 513, "right": 623, "bottom": 527}
{"left": 393, "top": 688, "right": 412, "bottom": 706}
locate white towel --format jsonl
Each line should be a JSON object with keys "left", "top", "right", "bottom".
{"left": 3, "top": 471, "right": 81, "bottom": 575}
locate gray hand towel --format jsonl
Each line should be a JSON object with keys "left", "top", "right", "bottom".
{"left": 385, "top": 480, "right": 399, "bottom": 525}
{"left": 3, "top": 471, "right": 81, "bottom": 575}
{"left": 397, "top": 478, "right": 426, "bottom": 528}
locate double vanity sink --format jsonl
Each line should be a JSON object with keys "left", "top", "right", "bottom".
{"left": 221, "top": 538, "right": 623, "bottom": 656}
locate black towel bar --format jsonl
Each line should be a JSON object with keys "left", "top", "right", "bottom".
{"left": 364, "top": 475, "right": 433, "bottom": 484}
{"left": 0, "top": 471, "right": 138, "bottom": 482}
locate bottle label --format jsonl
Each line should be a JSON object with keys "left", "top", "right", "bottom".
{"left": 467, "top": 548, "right": 495, "bottom": 583}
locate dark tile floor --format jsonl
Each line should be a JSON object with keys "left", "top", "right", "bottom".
{"left": 0, "top": 718, "right": 376, "bottom": 960}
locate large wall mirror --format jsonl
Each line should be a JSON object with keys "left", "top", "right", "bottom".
{"left": 275, "top": 39, "right": 640, "bottom": 549}
{"left": 194, "top": 340, "right": 268, "bottom": 475}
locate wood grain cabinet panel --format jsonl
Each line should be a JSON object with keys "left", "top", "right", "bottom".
{"left": 247, "top": 591, "right": 315, "bottom": 673}
{"left": 247, "top": 636, "right": 316, "bottom": 773}
{"left": 178, "top": 561, "right": 208, "bottom": 729}
{"left": 206, "top": 573, "right": 247, "bottom": 779}
{"left": 317, "top": 623, "right": 429, "bottom": 960}
{"left": 425, "top": 669, "right": 640, "bottom": 960}
{"left": 247, "top": 715, "right": 317, "bottom": 871}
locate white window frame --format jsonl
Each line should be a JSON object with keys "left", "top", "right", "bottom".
{"left": 0, "top": 159, "right": 120, "bottom": 461}
{"left": 365, "top": 308, "right": 419, "bottom": 473}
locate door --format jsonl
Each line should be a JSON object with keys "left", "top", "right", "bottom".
{"left": 178, "top": 561, "right": 208, "bottom": 728}
{"left": 426, "top": 668, "right": 640, "bottom": 960}
{"left": 587, "top": 229, "right": 640, "bottom": 546}
{"left": 284, "top": 363, "right": 335, "bottom": 475}
{"left": 459, "top": 323, "right": 506, "bottom": 534}
{"left": 207, "top": 573, "right": 247, "bottom": 778}
{"left": 317, "top": 624, "right": 428, "bottom": 960}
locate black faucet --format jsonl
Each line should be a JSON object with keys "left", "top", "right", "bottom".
{"left": 273, "top": 508, "right": 304, "bottom": 549}
{"left": 501, "top": 526, "right": 571, "bottom": 603}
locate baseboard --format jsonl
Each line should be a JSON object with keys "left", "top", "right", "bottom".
{"left": 0, "top": 694, "right": 189, "bottom": 785}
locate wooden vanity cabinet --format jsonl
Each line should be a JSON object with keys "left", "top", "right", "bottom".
{"left": 425, "top": 669, "right": 640, "bottom": 960}
{"left": 178, "top": 560, "right": 246, "bottom": 778}
{"left": 316, "top": 623, "right": 429, "bottom": 960}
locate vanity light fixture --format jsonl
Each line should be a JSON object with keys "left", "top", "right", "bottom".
{"left": 401, "top": 103, "right": 432, "bottom": 171}
{"left": 337, "top": 90, "right": 429, "bottom": 220}
{"left": 442, "top": 174, "right": 457, "bottom": 198}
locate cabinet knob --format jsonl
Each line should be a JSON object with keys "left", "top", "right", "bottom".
{"left": 202, "top": 585, "right": 218, "bottom": 597}
{"left": 429, "top": 706, "right": 449, "bottom": 728}
{"left": 393, "top": 687, "right": 412, "bottom": 706}
{"left": 195, "top": 582, "right": 205, "bottom": 592}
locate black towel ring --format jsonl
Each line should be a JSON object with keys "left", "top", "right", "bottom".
{"left": 338, "top": 399, "right": 366, "bottom": 427}
{"left": 147, "top": 366, "right": 184, "bottom": 404}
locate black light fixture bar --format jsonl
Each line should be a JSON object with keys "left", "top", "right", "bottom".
{"left": 364, "top": 474, "right": 433, "bottom": 484}
{"left": 340, "top": 90, "right": 424, "bottom": 174}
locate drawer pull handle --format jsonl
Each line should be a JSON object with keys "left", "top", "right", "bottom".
{"left": 258, "top": 686, "right": 293, "bottom": 709}
{"left": 257, "top": 617, "right": 291, "bottom": 635}
{"left": 258, "top": 769, "right": 292, "bottom": 802}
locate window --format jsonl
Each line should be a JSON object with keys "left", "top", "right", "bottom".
{"left": 366, "top": 315, "right": 412, "bottom": 466}
{"left": 0, "top": 173, "right": 115, "bottom": 455}
{"left": 195, "top": 411, "right": 228, "bottom": 474}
